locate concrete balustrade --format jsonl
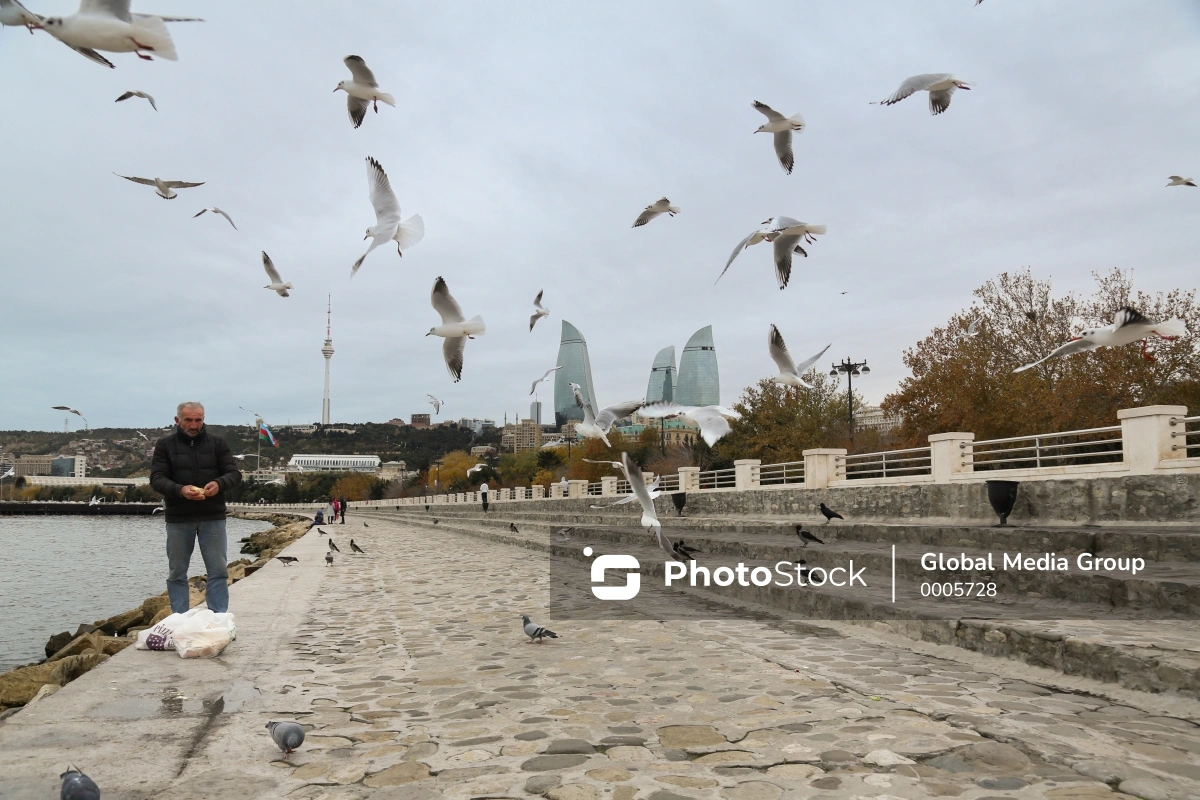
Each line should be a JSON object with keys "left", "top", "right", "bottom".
{"left": 601, "top": 476, "right": 618, "bottom": 496}
{"left": 930, "top": 432, "right": 974, "bottom": 483}
{"left": 734, "top": 459, "right": 760, "bottom": 490}
{"left": 802, "top": 449, "right": 846, "bottom": 490}
{"left": 678, "top": 467, "right": 700, "bottom": 490}
{"left": 1120, "top": 405, "right": 1188, "bottom": 474}
{"left": 568, "top": 480, "right": 588, "bottom": 499}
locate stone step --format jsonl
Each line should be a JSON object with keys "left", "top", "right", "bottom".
{"left": 371, "top": 504, "right": 1200, "bottom": 564}
{"left": 376, "top": 511, "right": 1200, "bottom": 696}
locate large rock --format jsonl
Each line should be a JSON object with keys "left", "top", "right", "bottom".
{"left": 0, "top": 653, "right": 109, "bottom": 706}
{"left": 96, "top": 607, "right": 145, "bottom": 636}
{"left": 43, "top": 630, "right": 75, "bottom": 659}
{"left": 47, "top": 633, "right": 133, "bottom": 662}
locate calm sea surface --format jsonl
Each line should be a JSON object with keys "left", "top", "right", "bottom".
{"left": 0, "top": 515, "right": 274, "bottom": 673}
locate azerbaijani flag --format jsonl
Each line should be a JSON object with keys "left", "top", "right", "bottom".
{"left": 258, "top": 421, "right": 278, "bottom": 447}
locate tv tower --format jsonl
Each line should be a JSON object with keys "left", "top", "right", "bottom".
{"left": 321, "top": 295, "right": 334, "bottom": 426}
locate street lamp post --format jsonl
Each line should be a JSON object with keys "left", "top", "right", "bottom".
{"left": 829, "top": 358, "right": 870, "bottom": 442}
{"left": 51, "top": 406, "right": 88, "bottom": 432}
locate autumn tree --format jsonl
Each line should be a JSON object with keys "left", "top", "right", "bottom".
{"left": 882, "top": 268, "right": 1200, "bottom": 446}
{"left": 715, "top": 371, "right": 870, "bottom": 463}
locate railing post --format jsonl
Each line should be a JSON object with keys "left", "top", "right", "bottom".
{"left": 601, "top": 476, "right": 618, "bottom": 496}
{"left": 678, "top": 467, "right": 700, "bottom": 490}
{"left": 1119, "top": 405, "right": 1189, "bottom": 473}
{"left": 929, "top": 433, "right": 974, "bottom": 484}
{"left": 643, "top": 472, "right": 656, "bottom": 488}
{"left": 551, "top": 483, "right": 564, "bottom": 498}
{"left": 533, "top": 485, "right": 545, "bottom": 499}
{"left": 802, "top": 449, "right": 847, "bottom": 490}
{"left": 568, "top": 480, "right": 588, "bottom": 499}
{"left": 733, "top": 459, "right": 761, "bottom": 490}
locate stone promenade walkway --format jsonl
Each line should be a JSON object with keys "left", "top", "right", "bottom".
{"left": 2, "top": 516, "right": 1199, "bottom": 799}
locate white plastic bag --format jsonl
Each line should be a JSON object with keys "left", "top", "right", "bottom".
{"left": 136, "top": 611, "right": 186, "bottom": 651}
{"left": 172, "top": 609, "right": 237, "bottom": 658}
{"left": 174, "top": 626, "right": 232, "bottom": 658}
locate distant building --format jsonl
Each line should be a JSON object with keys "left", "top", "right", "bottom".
{"left": 410, "top": 414, "right": 431, "bottom": 429}
{"left": 560, "top": 420, "right": 580, "bottom": 442}
{"left": 530, "top": 401, "right": 543, "bottom": 425}
{"left": 387, "top": 418, "right": 407, "bottom": 427}
{"left": 287, "top": 454, "right": 382, "bottom": 472}
{"left": 457, "top": 418, "right": 496, "bottom": 434}
{"left": 379, "top": 461, "right": 414, "bottom": 481}
{"left": 24, "top": 475, "right": 147, "bottom": 488}
{"left": 645, "top": 346, "right": 677, "bottom": 404}
{"left": 52, "top": 455, "right": 87, "bottom": 477}
{"left": 323, "top": 426, "right": 357, "bottom": 434}
{"left": 471, "top": 445, "right": 497, "bottom": 457}
{"left": 13, "top": 455, "right": 53, "bottom": 476}
{"left": 857, "top": 406, "right": 902, "bottom": 434}
{"left": 675, "top": 325, "right": 720, "bottom": 407}
{"left": 553, "top": 320, "right": 598, "bottom": 427}
{"left": 511, "top": 419, "right": 543, "bottom": 453}
{"left": 277, "top": 424, "right": 318, "bottom": 435}
{"left": 631, "top": 413, "right": 699, "bottom": 448}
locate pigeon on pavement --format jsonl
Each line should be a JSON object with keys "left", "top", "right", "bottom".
{"left": 59, "top": 764, "right": 100, "bottom": 799}
{"left": 328, "top": 539, "right": 341, "bottom": 553}
{"left": 522, "top": 614, "right": 558, "bottom": 643}
{"left": 350, "top": 539, "right": 365, "bottom": 554}
{"left": 276, "top": 556, "right": 299, "bottom": 566}
{"left": 509, "top": 523, "right": 519, "bottom": 533}
{"left": 673, "top": 538, "right": 701, "bottom": 560}
{"left": 266, "top": 720, "right": 306, "bottom": 758}
{"left": 325, "top": 551, "right": 334, "bottom": 566}
{"left": 819, "top": 504, "right": 843, "bottom": 524}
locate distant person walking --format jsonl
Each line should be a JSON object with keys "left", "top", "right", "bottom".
{"left": 150, "top": 401, "right": 242, "bottom": 615}
{"left": 480, "top": 482, "right": 489, "bottom": 513}
{"left": 339, "top": 495, "right": 348, "bottom": 523}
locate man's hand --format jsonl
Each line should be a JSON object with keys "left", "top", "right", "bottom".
{"left": 181, "top": 485, "right": 205, "bottom": 501}
{"left": 203, "top": 481, "right": 220, "bottom": 498}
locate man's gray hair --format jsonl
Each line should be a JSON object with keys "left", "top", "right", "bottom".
{"left": 177, "top": 401, "right": 205, "bottom": 416}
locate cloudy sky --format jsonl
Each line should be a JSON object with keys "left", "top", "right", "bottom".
{"left": 4, "top": 1, "right": 1199, "bottom": 432}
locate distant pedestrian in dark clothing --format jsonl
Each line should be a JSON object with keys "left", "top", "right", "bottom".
{"left": 150, "top": 401, "right": 242, "bottom": 614}
{"left": 339, "top": 496, "right": 348, "bottom": 523}
{"left": 313, "top": 509, "right": 325, "bottom": 526}
{"left": 480, "top": 482, "right": 489, "bottom": 512}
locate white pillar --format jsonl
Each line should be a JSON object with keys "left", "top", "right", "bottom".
{"left": 568, "top": 480, "right": 588, "bottom": 499}
{"left": 678, "top": 467, "right": 700, "bottom": 490}
{"left": 643, "top": 472, "right": 656, "bottom": 487}
{"left": 1120, "top": 405, "right": 1189, "bottom": 473}
{"left": 929, "top": 433, "right": 974, "bottom": 483}
{"left": 734, "top": 459, "right": 760, "bottom": 490}
{"left": 601, "top": 476, "right": 618, "bottom": 496}
{"left": 803, "top": 449, "right": 847, "bottom": 490}
{"left": 533, "top": 485, "right": 545, "bottom": 499}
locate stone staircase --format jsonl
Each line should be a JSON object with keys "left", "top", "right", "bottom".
{"left": 355, "top": 485, "right": 1200, "bottom": 699}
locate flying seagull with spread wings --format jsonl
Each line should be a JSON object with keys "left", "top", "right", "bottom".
{"left": 351, "top": 156, "right": 424, "bottom": 277}
{"left": 529, "top": 365, "right": 563, "bottom": 395}
{"left": 873, "top": 73, "right": 973, "bottom": 116}
{"left": 335, "top": 55, "right": 395, "bottom": 129}
{"left": 769, "top": 325, "right": 830, "bottom": 389}
{"left": 114, "top": 173, "right": 203, "bottom": 199}
{"left": 426, "top": 276, "right": 485, "bottom": 382}
{"left": 752, "top": 100, "right": 805, "bottom": 174}
{"left": 569, "top": 382, "right": 642, "bottom": 447}
{"left": 1014, "top": 307, "right": 1187, "bottom": 373}
{"left": 260, "top": 252, "right": 292, "bottom": 297}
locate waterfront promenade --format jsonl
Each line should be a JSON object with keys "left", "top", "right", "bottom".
{"left": 1, "top": 512, "right": 1198, "bottom": 799}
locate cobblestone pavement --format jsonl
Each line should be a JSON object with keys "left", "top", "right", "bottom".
{"left": 205, "top": 517, "right": 1199, "bottom": 799}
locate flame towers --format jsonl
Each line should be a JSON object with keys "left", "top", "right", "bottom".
{"left": 553, "top": 320, "right": 598, "bottom": 426}
{"left": 646, "top": 346, "right": 677, "bottom": 404}
{"left": 674, "top": 325, "right": 719, "bottom": 407}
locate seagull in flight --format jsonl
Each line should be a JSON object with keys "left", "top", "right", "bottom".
{"left": 529, "top": 365, "right": 563, "bottom": 395}
{"left": 760, "top": 216, "right": 826, "bottom": 290}
{"left": 873, "top": 74, "right": 973, "bottom": 115}
{"left": 965, "top": 317, "right": 981, "bottom": 337}
{"left": 114, "top": 173, "right": 203, "bottom": 200}
{"left": 336, "top": 55, "right": 395, "bottom": 129}
{"left": 530, "top": 289, "right": 550, "bottom": 331}
{"left": 752, "top": 100, "right": 805, "bottom": 174}
{"left": 193, "top": 207, "right": 237, "bottom": 230}
{"left": 426, "top": 276, "right": 485, "bottom": 383}
{"left": 640, "top": 402, "right": 741, "bottom": 447}
{"left": 0, "top": 0, "right": 41, "bottom": 32}
{"left": 769, "top": 325, "right": 830, "bottom": 389}
{"left": 1014, "top": 307, "right": 1187, "bottom": 372}
{"left": 467, "top": 463, "right": 488, "bottom": 477}
{"left": 260, "top": 252, "right": 293, "bottom": 297}
{"left": 39, "top": 0, "right": 200, "bottom": 64}
{"left": 569, "top": 382, "right": 642, "bottom": 447}
{"left": 115, "top": 89, "right": 156, "bottom": 110}
{"left": 427, "top": 394, "right": 442, "bottom": 415}
{"left": 632, "top": 197, "right": 680, "bottom": 228}
{"left": 135, "top": 430, "right": 149, "bottom": 441}
{"left": 618, "top": 451, "right": 661, "bottom": 535}
{"left": 351, "top": 156, "right": 423, "bottom": 277}
{"left": 1167, "top": 176, "right": 1196, "bottom": 187}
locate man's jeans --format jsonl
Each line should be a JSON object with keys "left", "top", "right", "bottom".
{"left": 166, "top": 519, "right": 229, "bottom": 614}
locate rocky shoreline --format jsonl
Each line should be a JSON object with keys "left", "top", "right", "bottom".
{"left": 0, "top": 512, "right": 311, "bottom": 719}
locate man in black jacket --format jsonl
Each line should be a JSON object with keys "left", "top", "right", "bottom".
{"left": 150, "top": 401, "right": 242, "bottom": 614}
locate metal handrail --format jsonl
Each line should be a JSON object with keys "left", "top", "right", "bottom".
{"left": 840, "top": 447, "right": 931, "bottom": 479}
{"left": 615, "top": 479, "right": 631, "bottom": 494}
{"left": 969, "top": 436, "right": 1123, "bottom": 458}
{"left": 756, "top": 460, "right": 805, "bottom": 486}
{"left": 587, "top": 482, "right": 602, "bottom": 496}
{"left": 698, "top": 467, "right": 736, "bottom": 489}
{"left": 657, "top": 474, "right": 681, "bottom": 492}
{"left": 968, "top": 425, "right": 1121, "bottom": 448}
{"left": 839, "top": 446, "right": 933, "bottom": 461}
{"left": 1170, "top": 416, "right": 1200, "bottom": 452}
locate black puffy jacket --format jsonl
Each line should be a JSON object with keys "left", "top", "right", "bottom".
{"left": 150, "top": 426, "right": 243, "bottom": 522}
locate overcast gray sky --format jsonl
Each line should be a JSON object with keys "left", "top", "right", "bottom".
{"left": 4, "top": 1, "right": 1199, "bottom": 431}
